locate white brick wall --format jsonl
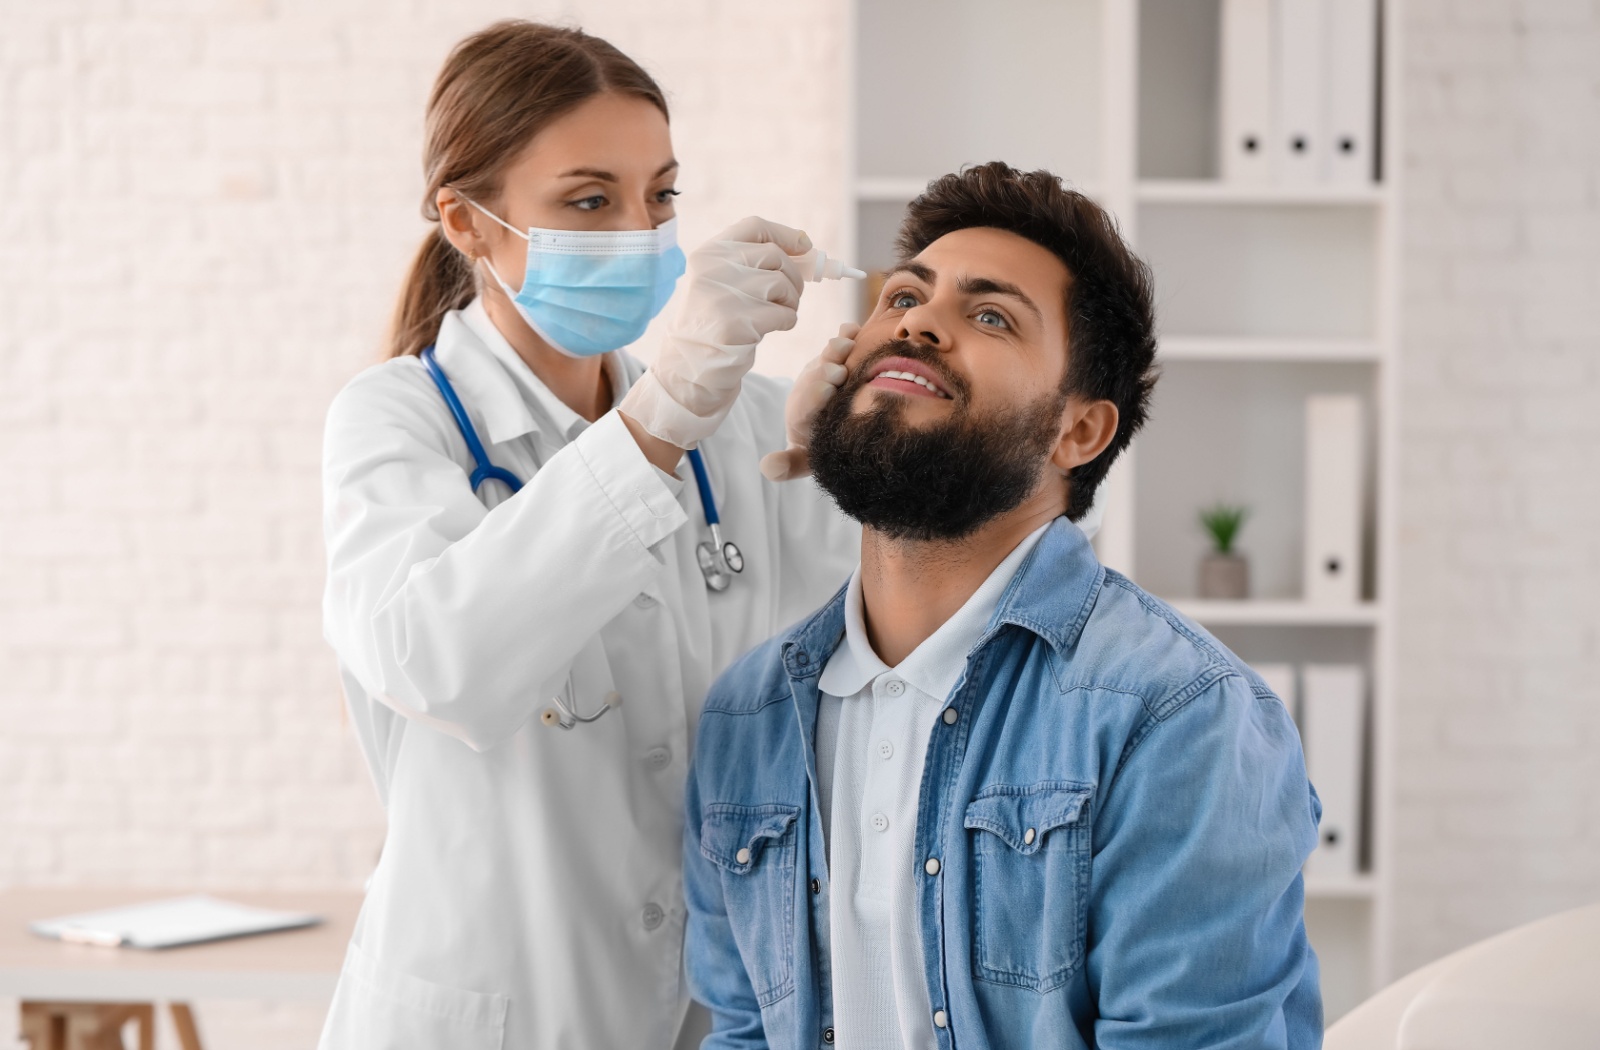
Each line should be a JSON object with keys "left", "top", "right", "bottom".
{"left": 0, "top": 2, "right": 846, "bottom": 1044}
{"left": 1395, "top": 0, "right": 1600, "bottom": 975}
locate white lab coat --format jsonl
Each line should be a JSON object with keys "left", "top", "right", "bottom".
{"left": 317, "top": 300, "right": 859, "bottom": 1050}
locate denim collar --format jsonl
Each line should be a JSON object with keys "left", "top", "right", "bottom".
{"left": 781, "top": 516, "right": 1105, "bottom": 681}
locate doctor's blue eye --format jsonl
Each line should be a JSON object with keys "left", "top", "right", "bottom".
{"left": 976, "top": 308, "right": 1009, "bottom": 329}
{"left": 654, "top": 188, "right": 681, "bottom": 204}
{"left": 888, "top": 291, "right": 919, "bottom": 309}
{"left": 571, "top": 195, "right": 607, "bottom": 211}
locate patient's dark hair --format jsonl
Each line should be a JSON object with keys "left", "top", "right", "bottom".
{"left": 896, "top": 162, "right": 1159, "bottom": 521}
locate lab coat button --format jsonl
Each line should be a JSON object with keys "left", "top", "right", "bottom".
{"left": 642, "top": 902, "right": 664, "bottom": 930}
{"left": 924, "top": 857, "right": 941, "bottom": 876}
{"left": 736, "top": 847, "right": 752, "bottom": 865}
{"left": 634, "top": 593, "right": 657, "bottom": 609}
{"left": 870, "top": 812, "right": 889, "bottom": 833}
{"left": 933, "top": 1009, "right": 948, "bottom": 1029}
{"left": 645, "top": 746, "right": 671, "bottom": 769}
{"left": 942, "top": 707, "right": 958, "bottom": 725}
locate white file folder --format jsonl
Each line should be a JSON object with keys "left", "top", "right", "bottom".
{"left": 1300, "top": 664, "right": 1364, "bottom": 879}
{"left": 1251, "top": 662, "right": 1299, "bottom": 722}
{"left": 30, "top": 895, "right": 321, "bottom": 950}
{"left": 1303, "top": 394, "right": 1364, "bottom": 605}
{"left": 1274, "top": 0, "right": 1325, "bottom": 183}
{"left": 1326, "top": 0, "right": 1378, "bottom": 185}
{"left": 1219, "top": 0, "right": 1275, "bottom": 183}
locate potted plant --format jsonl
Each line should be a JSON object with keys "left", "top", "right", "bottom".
{"left": 1198, "top": 503, "right": 1250, "bottom": 600}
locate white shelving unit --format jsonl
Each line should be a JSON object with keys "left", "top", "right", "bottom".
{"left": 845, "top": 0, "right": 1401, "bottom": 1025}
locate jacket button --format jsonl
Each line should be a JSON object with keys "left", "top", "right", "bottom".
{"left": 924, "top": 857, "right": 941, "bottom": 876}
{"left": 942, "top": 707, "right": 958, "bottom": 725}
{"left": 796, "top": 650, "right": 810, "bottom": 666}
{"left": 634, "top": 592, "right": 657, "bottom": 609}
{"left": 1024, "top": 827, "right": 1037, "bottom": 845}
{"left": 736, "top": 847, "right": 751, "bottom": 865}
{"left": 810, "top": 878, "right": 821, "bottom": 895}
{"left": 642, "top": 902, "right": 664, "bottom": 930}
{"left": 933, "top": 1009, "right": 948, "bottom": 1028}
{"left": 822, "top": 1026, "right": 835, "bottom": 1043}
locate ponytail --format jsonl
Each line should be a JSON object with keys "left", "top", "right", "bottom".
{"left": 388, "top": 227, "right": 475, "bottom": 359}
{"left": 383, "top": 20, "right": 669, "bottom": 359}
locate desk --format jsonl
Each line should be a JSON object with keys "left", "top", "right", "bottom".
{"left": 0, "top": 888, "right": 361, "bottom": 1049}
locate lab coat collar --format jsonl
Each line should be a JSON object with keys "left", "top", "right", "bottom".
{"left": 816, "top": 521, "right": 1050, "bottom": 701}
{"left": 434, "top": 298, "right": 638, "bottom": 447}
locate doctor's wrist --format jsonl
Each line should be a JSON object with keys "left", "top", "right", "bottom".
{"left": 618, "top": 409, "right": 687, "bottom": 475}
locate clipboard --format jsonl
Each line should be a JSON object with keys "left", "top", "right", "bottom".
{"left": 29, "top": 894, "right": 322, "bottom": 950}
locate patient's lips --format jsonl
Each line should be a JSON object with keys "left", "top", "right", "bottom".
{"left": 867, "top": 356, "right": 953, "bottom": 400}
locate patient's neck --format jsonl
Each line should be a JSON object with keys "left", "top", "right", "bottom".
{"left": 858, "top": 489, "right": 1064, "bottom": 667}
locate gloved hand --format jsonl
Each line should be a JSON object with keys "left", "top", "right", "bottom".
{"left": 759, "top": 322, "right": 858, "bottom": 481}
{"left": 620, "top": 216, "right": 810, "bottom": 449}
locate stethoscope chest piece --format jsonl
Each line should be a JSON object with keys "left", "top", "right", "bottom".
{"left": 696, "top": 526, "right": 744, "bottom": 593}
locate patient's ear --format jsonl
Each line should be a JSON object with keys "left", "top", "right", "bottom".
{"left": 1051, "top": 399, "right": 1119, "bottom": 474}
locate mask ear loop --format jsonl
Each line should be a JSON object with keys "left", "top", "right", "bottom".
{"left": 461, "top": 197, "right": 531, "bottom": 302}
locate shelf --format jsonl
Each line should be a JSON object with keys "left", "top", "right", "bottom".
{"left": 1137, "top": 179, "right": 1389, "bottom": 206}
{"left": 1167, "top": 600, "right": 1384, "bottom": 628}
{"left": 1304, "top": 874, "right": 1379, "bottom": 901}
{"left": 1158, "top": 337, "right": 1384, "bottom": 363}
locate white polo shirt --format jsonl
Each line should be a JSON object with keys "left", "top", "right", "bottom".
{"left": 814, "top": 523, "right": 1050, "bottom": 1049}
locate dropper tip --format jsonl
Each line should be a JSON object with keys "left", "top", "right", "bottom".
{"left": 841, "top": 264, "right": 868, "bottom": 280}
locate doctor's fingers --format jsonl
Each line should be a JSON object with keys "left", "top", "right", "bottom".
{"left": 721, "top": 239, "right": 806, "bottom": 298}
{"left": 716, "top": 215, "right": 813, "bottom": 257}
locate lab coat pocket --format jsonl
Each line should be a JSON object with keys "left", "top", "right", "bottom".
{"left": 320, "top": 940, "right": 508, "bottom": 1050}
{"left": 699, "top": 802, "right": 800, "bottom": 1007}
{"left": 964, "top": 782, "right": 1093, "bottom": 993}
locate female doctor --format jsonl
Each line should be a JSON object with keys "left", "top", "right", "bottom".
{"left": 318, "top": 21, "right": 858, "bottom": 1050}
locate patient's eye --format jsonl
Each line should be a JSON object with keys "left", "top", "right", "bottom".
{"left": 887, "top": 290, "right": 919, "bottom": 310}
{"left": 976, "top": 307, "right": 1009, "bottom": 329}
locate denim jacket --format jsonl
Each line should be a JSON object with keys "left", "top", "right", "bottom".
{"left": 684, "top": 517, "right": 1323, "bottom": 1049}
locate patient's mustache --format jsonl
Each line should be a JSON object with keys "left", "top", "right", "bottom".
{"left": 850, "top": 339, "right": 970, "bottom": 403}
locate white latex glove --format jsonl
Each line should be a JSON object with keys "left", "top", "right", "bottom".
{"left": 620, "top": 216, "right": 810, "bottom": 448}
{"left": 759, "top": 323, "right": 859, "bottom": 481}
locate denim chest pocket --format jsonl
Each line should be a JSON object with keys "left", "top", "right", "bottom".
{"left": 964, "top": 783, "right": 1093, "bottom": 993}
{"left": 700, "top": 803, "right": 800, "bottom": 1007}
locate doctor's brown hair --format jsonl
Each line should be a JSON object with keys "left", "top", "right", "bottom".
{"left": 388, "top": 21, "right": 669, "bottom": 359}
{"left": 896, "top": 162, "right": 1159, "bottom": 521}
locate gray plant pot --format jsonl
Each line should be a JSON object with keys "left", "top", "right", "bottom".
{"left": 1199, "top": 553, "right": 1250, "bottom": 600}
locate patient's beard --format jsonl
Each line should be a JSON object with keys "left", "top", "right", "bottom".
{"left": 808, "top": 341, "right": 1067, "bottom": 542}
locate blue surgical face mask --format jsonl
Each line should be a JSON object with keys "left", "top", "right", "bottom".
{"left": 468, "top": 199, "right": 687, "bottom": 358}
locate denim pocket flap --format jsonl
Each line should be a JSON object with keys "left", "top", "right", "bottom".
{"left": 701, "top": 803, "right": 800, "bottom": 874}
{"left": 964, "top": 785, "right": 1092, "bottom": 856}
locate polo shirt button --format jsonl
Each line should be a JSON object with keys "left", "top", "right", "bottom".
{"left": 933, "top": 1009, "right": 948, "bottom": 1029}
{"left": 942, "top": 707, "right": 959, "bottom": 725}
{"left": 877, "top": 739, "right": 894, "bottom": 760}
{"left": 822, "top": 1026, "right": 835, "bottom": 1044}
{"left": 884, "top": 679, "right": 905, "bottom": 696}
{"left": 870, "top": 812, "right": 889, "bottom": 833}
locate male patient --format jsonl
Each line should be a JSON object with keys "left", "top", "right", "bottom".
{"left": 684, "top": 162, "right": 1321, "bottom": 1049}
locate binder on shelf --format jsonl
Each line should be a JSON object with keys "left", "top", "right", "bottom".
{"left": 1326, "top": 0, "right": 1378, "bottom": 185}
{"left": 1274, "top": 0, "right": 1325, "bottom": 184}
{"left": 1300, "top": 664, "right": 1365, "bottom": 879}
{"left": 1219, "top": 0, "right": 1275, "bottom": 183}
{"left": 1251, "top": 662, "right": 1299, "bottom": 722}
{"left": 1303, "top": 394, "right": 1365, "bottom": 605}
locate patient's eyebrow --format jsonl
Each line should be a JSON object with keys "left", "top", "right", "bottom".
{"left": 958, "top": 275, "right": 1043, "bottom": 324}
{"left": 885, "top": 261, "right": 937, "bottom": 284}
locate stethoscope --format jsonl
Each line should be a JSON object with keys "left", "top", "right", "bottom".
{"left": 420, "top": 346, "right": 743, "bottom": 727}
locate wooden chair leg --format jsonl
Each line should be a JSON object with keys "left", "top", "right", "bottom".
{"left": 130, "top": 1004, "right": 155, "bottom": 1050}
{"left": 19, "top": 1001, "right": 66, "bottom": 1050}
{"left": 169, "top": 1003, "right": 204, "bottom": 1050}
